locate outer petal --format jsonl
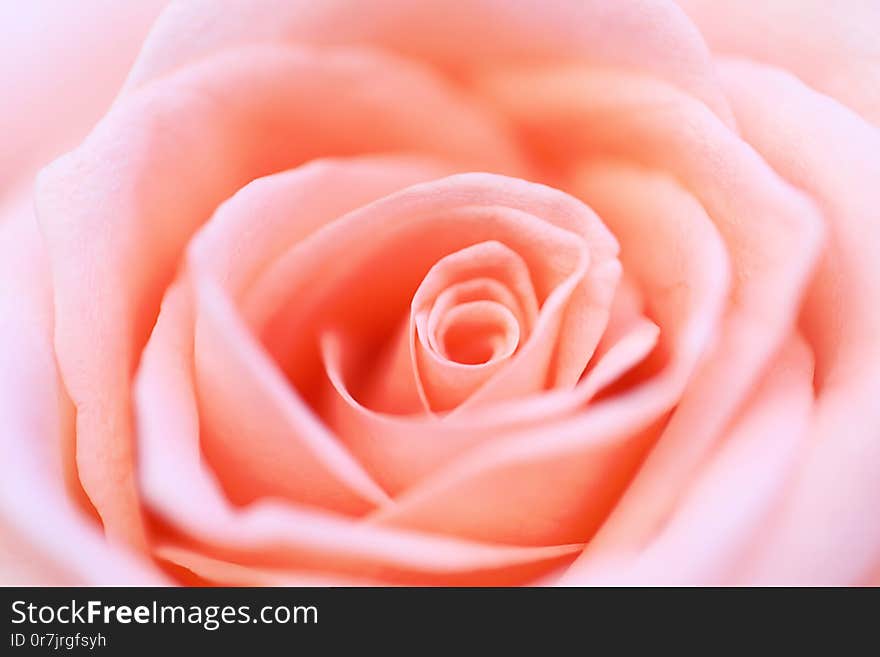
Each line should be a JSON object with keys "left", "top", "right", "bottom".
{"left": 480, "top": 66, "right": 824, "bottom": 551}
{"left": 35, "top": 45, "right": 522, "bottom": 543}
{"left": 0, "top": 0, "right": 167, "bottom": 200}
{"left": 125, "top": 0, "right": 734, "bottom": 125}
{"left": 134, "top": 282, "right": 582, "bottom": 585}
{"left": 154, "top": 546, "right": 384, "bottom": 586}
{"left": 718, "top": 59, "right": 880, "bottom": 584}
{"left": 563, "top": 335, "right": 815, "bottom": 585}
{"left": 677, "top": 0, "right": 880, "bottom": 125}
{"left": 0, "top": 198, "right": 163, "bottom": 585}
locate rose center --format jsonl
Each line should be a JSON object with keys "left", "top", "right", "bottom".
{"left": 434, "top": 300, "right": 520, "bottom": 365}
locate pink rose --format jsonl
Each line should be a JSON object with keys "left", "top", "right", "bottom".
{"left": 2, "top": 0, "right": 878, "bottom": 586}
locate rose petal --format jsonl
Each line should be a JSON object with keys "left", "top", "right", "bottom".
{"left": 36, "top": 44, "right": 521, "bottom": 541}
{"left": 319, "top": 317, "right": 658, "bottom": 495}
{"left": 409, "top": 241, "right": 538, "bottom": 411}
{"left": 184, "top": 158, "right": 456, "bottom": 513}
{"left": 480, "top": 66, "right": 824, "bottom": 549}
{"left": 562, "top": 335, "right": 815, "bottom": 585}
{"left": 718, "top": 59, "right": 880, "bottom": 584}
{"left": 194, "top": 157, "right": 461, "bottom": 303}
{"left": 251, "top": 174, "right": 615, "bottom": 410}
{"left": 134, "top": 283, "right": 582, "bottom": 585}
{"left": 126, "top": 0, "right": 733, "bottom": 125}
{"left": 677, "top": 0, "right": 880, "bottom": 125}
{"left": 155, "top": 545, "right": 383, "bottom": 586}
{"left": 0, "top": 0, "right": 166, "bottom": 199}
{"left": 189, "top": 274, "right": 390, "bottom": 512}
{"left": 365, "top": 163, "right": 730, "bottom": 545}
{"left": 0, "top": 199, "right": 163, "bottom": 584}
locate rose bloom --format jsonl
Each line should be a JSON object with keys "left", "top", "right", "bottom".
{"left": 1, "top": 0, "right": 878, "bottom": 587}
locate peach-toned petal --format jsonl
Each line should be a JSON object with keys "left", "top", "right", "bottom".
{"left": 320, "top": 316, "right": 658, "bottom": 495}
{"left": 481, "top": 66, "right": 824, "bottom": 550}
{"left": 193, "top": 156, "right": 459, "bottom": 303}
{"left": 366, "top": 164, "right": 729, "bottom": 545}
{"left": 127, "top": 0, "right": 733, "bottom": 125}
{"left": 253, "top": 174, "right": 616, "bottom": 409}
{"left": 36, "top": 44, "right": 521, "bottom": 542}
{"left": 189, "top": 274, "right": 390, "bottom": 512}
{"left": 428, "top": 278, "right": 534, "bottom": 349}
{"left": 181, "top": 158, "right": 456, "bottom": 513}
{"left": 677, "top": 0, "right": 880, "bottom": 125}
{"left": 318, "top": 173, "right": 708, "bottom": 510}
{"left": 365, "top": 389, "right": 671, "bottom": 547}
{"left": 134, "top": 284, "right": 582, "bottom": 585}
{"left": 408, "top": 241, "right": 538, "bottom": 411}
{"left": 155, "top": 545, "right": 383, "bottom": 586}
{"left": 562, "top": 335, "right": 815, "bottom": 585}
{"left": 718, "top": 59, "right": 880, "bottom": 584}
{"left": 343, "top": 313, "right": 425, "bottom": 416}
{"left": 0, "top": 199, "right": 163, "bottom": 585}
{"left": 438, "top": 212, "right": 593, "bottom": 410}
{"left": 420, "top": 301, "right": 521, "bottom": 408}
{"left": 0, "top": 0, "right": 167, "bottom": 201}
{"left": 441, "top": 276, "right": 655, "bottom": 429}
{"left": 184, "top": 165, "right": 612, "bottom": 510}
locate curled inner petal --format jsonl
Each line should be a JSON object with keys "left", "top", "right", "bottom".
{"left": 420, "top": 300, "right": 521, "bottom": 410}
{"left": 434, "top": 301, "right": 519, "bottom": 365}
{"left": 427, "top": 278, "right": 532, "bottom": 351}
{"left": 408, "top": 240, "right": 538, "bottom": 411}
{"left": 246, "top": 174, "right": 614, "bottom": 417}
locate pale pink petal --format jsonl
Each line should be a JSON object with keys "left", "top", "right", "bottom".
{"left": 480, "top": 66, "right": 824, "bottom": 550}
{"left": 155, "top": 545, "right": 384, "bottom": 586}
{"left": 365, "top": 163, "right": 729, "bottom": 545}
{"left": 134, "top": 283, "right": 582, "bottom": 585}
{"left": 126, "top": 0, "right": 733, "bottom": 124}
{"left": 36, "top": 44, "right": 521, "bottom": 542}
{"left": 0, "top": 198, "right": 163, "bottom": 585}
{"left": 718, "top": 59, "right": 880, "bottom": 585}
{"left": 321, "top": 317, "right": 658, "bottom": 495}
{"left": 182, "top": 158, "right": 454, "bottom": 513}
{"left": 677, "top": 0, "right": 880, "bottom": 125}
{"left": 563, "top": 335, "right": 815, "bottom": 585}
{"left": 0, "top": 0, "right": 167, "bottom": 200}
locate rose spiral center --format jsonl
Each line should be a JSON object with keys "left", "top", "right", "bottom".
{"left": 434, "top": 300, "right": 520, "bottom": 365}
